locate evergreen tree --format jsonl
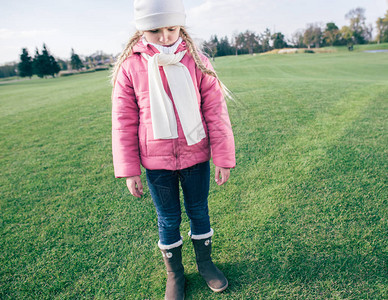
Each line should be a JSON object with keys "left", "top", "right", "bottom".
{"left": 32, "top": 44, "right": 60, "bottom": 78}
{"left": 217, "top": 36, "right": 233, "bottom": 57}
{"left": 32, "top": 48, "right": 45, "bottom": 78}
{"left": 70, "top": 48, "right": 84, "bottom": 70}
{"left": 40, "top": 44, "right": 54, "bottom": 77}
{"left": 18, "top": 48, "right": 33, "bottom": 78}
{"left": 323, "top": 22, "right": 341, "bottom": 46}
{"left": 44, "top": 44, "right": 60, "bottom": 76}
{"left": 272, "top": 32, "right": 287, "bottom": 49}
{"left": 202, "top": 35, "right": 218, "bottom": 61}
{"left": 49, "top": 55, "right": 60, "bottom": 76}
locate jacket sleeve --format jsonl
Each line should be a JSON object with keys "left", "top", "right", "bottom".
{"left": 199, "top": 56, "right": 236, "bottom": 169}
{"left": 112, "top": 60, "right": 141, "bottom": 177}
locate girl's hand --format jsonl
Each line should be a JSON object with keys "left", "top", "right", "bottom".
{"left": 215, "top": 166, "right": 230, "bottom": 186}
{"left": 126, "top": 176, "right": 143, "bottom": 198}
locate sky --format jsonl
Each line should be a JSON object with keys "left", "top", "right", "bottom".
{"left": 0, "top": 0, "right": 387, "bottom": 64}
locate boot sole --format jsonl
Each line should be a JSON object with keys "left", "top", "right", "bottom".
{"left": 208, "top": 279, "right": 228, "bottom": 293}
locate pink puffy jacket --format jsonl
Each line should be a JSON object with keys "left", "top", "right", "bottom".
{"left": 112, "top": 40, "right": 235, "bottom": 178}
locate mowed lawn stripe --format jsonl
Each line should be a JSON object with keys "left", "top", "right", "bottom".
{"left": 1, "top": 49, "right": 387, "bottom": 299}
{"left": 198, "top": 54, "right": 387, "bottom": 298}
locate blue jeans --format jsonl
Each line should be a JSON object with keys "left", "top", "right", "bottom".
{"left": 146, "top": 161, "right": 211, "bottom": 245}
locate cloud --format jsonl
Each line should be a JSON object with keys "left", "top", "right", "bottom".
{"left": 185, "top": 0, "right": 388, "bottom": 41}
{"left": 0, "top": 29, "right": 14, "bottom": 39}
{"left": 189, "top": 0, "right": 268, "bottom": 24}
{"left": 186, "top": 0, "right": 276, "bottom": 38}
{"left": 0, "top": 28, "right": 57, "bottom": 40}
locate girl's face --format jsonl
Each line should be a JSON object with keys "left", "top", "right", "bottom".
{"left": 143, "top": 26, "right": 181, "bottom": 47}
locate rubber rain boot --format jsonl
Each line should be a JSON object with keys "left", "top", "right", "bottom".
{"left": 191, "top": 236, "right": 228, "bottom": 292}
{"left": 160, "top": 244, "right": 185, "bottom": 300}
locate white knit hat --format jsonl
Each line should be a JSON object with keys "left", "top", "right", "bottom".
{"left": 134, "top": 0, "right": 186, "bottom": 31}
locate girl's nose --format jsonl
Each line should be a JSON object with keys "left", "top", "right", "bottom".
{"left": 159, "top": 30, "right": 169, "bottom": 44}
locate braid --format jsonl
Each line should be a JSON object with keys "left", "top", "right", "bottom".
{"left": 110, "top": 30, "right": 143, "bottom": 86}
{"left": 179, "top": 27, "right": 218, "bottom": 78}
{"left": 180, "top": 27, "right": 234, "bottom": 101}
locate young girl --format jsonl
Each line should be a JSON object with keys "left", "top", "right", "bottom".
{"left": 111, "top": 0, "right": 235, "bottom": 298}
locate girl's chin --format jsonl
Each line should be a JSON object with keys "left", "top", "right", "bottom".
{"left": 159, "top": 43, "right": 174, "bottom": 47}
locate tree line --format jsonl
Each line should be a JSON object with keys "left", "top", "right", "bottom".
{"left": 0, "top": 45, "right": 112, "bottom": 79}
{"left": 1, "top": 7, "right": 387, "bottom": 79}
{"left": 202, "top": 8, "right": 388, "bottom": 58}
{"left": 16, "top": 45, "right": 86, "bottom": 79}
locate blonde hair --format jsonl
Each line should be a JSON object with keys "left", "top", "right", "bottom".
{"left": 110, "top": 30, "right": 143, "bottom": 86}
{"left": 110, "top": 27, "right": 233, "bottom": 100}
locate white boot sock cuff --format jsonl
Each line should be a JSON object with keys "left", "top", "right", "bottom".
{"left": 158, "top": 238, "right": 183, "bottom": 250}
{"left": 188, "top": 228, "right": 214, "bottom": 240}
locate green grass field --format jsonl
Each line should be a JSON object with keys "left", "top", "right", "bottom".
{"left": 1, "top": 47, "right": 387, "bottom": 299}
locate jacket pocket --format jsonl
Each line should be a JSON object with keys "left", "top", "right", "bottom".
{"left": 146, "top": 126, "right": 175, "bottom": 157}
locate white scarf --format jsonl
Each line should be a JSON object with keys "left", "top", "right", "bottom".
{"left": 141, "top": 50, "right": 206, "bottom": 146}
